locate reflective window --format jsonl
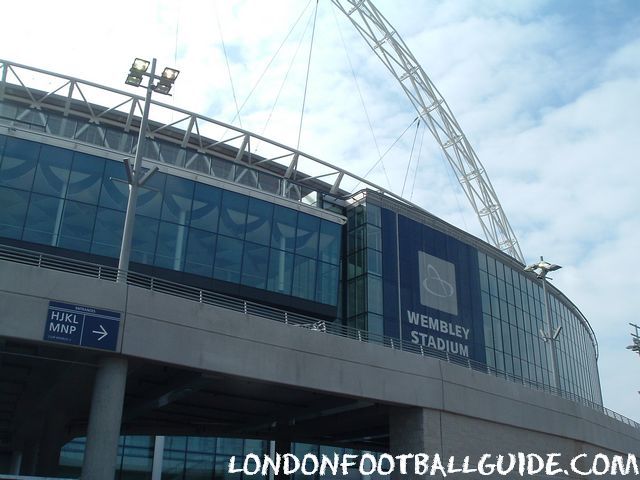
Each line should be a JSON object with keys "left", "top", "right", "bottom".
{"left": 318, "top": 220, "right": 341, "bottom": 265}
{"left": 292, "top": 255, "right": 316, "bottom": 300}
{"left": 136, "top": 171, "right": 166, "bottom": 219}
{"left": 0, "top": 186, "right": 28, "bottom": 239}
{"left": 0, "top": 137, "right": 39, "bottom": 190}
{"left": 59, "top": 201, "right": 97, "bottom": 253}
{"left": 0, "top": 134, "right": 342, "bottom": 308}
{"left": 155, "top": 221, "right": 188, "bottom": 271}
{"left": 184, "top": 229, "right": 216, "bottom": 277}
{"left": 91, "top": 208, "right": 125, "bottom": 258}
{"left": 131, "top": 215, "right": 159, "bottom": 265}
{"left": 162, "top": 175, "right": 193, "bottom": 225}
{"left": 32, "top": 145, "right": 72, "bottom": 197}
{"left": 100, "top": 160, "right": 129, "bottom": 211}
{"left": 67, "top": 153, "right": 105, "bottom": 204}
{"left": 191, "top": 183, "right": 221, "bottom": 232}
{"left": 271, "top": 206, "right": 297, "bottom": 252}
{"left": 316, "top": 262, "right": 339, "bottom": 305}
{"left": 295, "top": 214, "right": 320, "bottom": 258}
{"left": 267, "top": 248, "right": 293, "bottom": 295}
{"left": 241, "top": 243, "right": 269, "bottom": 289}
{"left": 245, "top": 198, "right": 273, "bottom": 246}
{"left": 218, "top": 190, "right": 248, "bottom": 239}
{"left": 23, "top": 193, "right": 62, "bottom": 246}
{"left": 214, "top": 235, "right": 243, "bottom": 283}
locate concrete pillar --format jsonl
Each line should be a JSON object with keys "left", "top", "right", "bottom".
{"left": 274, "top": 439, "right": 291, "bottom": 480}
{"left": 81, "top": 356, "right": 128, "bottom": 480}
{"left": 151, "top": 435, "right": 165, "bottom": 480}
{"left": 35, "top": 412, "right": 68, "bottom": 476}
{"left": 19, "top": 438, "right": 39, "bottom": 476}
{"left": 389, "top": 407, "right": 443, "bottom": 480}
{"left": 9, "top": 450, "right": 22, "bottom": 475}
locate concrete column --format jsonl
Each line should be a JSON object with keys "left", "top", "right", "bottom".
{"left": 9, "top": 450, "right": 22, "bottom": 475}
{"left": 19, "top": 438, "right": 39, "bottom": 476}
{"left": 389, "top": 407, "right": 443, "bottom": 480}
{"left": 35, "top": 412, "right": 69, "bottom": 476}
{"left": 151, "top": 435, "right": 165, "bottom": 480}
{"left": 274, "top": 439, "right": 291, "bottom": 480}
{"left": 81, "top": 356, "right": 128, "bottom": 480}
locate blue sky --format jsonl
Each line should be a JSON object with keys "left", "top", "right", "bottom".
{"left": 1, "top": 0, "right": 639, "bottom": 420}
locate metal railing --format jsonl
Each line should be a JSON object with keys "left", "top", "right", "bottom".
{"left": 0, "top": 243, "right": 638, "bottom": 430}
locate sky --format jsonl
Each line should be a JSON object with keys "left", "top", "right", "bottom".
{"left": 1, "top": 0, "right": 639, "bottom": 421}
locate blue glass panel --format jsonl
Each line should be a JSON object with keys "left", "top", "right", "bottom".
{"left": 99, "top": 160, "right": 129, "bottom": 211}
{"left": 0, "top": 186, "right": 29, "bottom": 239}
{"left": 295, "top": 214, "right": 319, "bottom": 258}
{"left": 136, "top": 171, "right": 166, "bottom": 219}
{"left": 271, "top": 206, "right": 297, "bottom": 252}
{"left": 241, "top": 242, "right": 269, "bottom": 288}
{"left": 58, "top": 201, "right": 97, "bottom": 253}
{"left": 267, "top": 248, "right": 293, "bottom": 295}
{"left": 23, "top": 193, "right": 63, "bottom": 246}
{"left": 0, "top": 137, "right": 39, "bottom": 190}
{"left": 213, "top": 234, "right": 243, "bottom": 283}
{"left": 316, "top": 261, "right": 338, "bottom": 305}
{"left": 185, "top": 228, "right": 216, "bottom": 277}
{"left": 154, "top": 221, "right": 189, "bottom": 271}
{"left": 32, "top": 145, "right": 72, "bottom": 197}
{"left": 161, "top": 175, "right": 194, "bottom": 225}
{"left": 367, "top": 275, "right": 383, "bottom": 314}
{"left": 245, "top": 198, "right": 273, "bottom": 246}
{"left": 91, "top": 208, "right": 124, "bottom": 258}
{"left": 191, "top": 183, "right": 221, "bottom": 232}
{"left": 67, "top": 153, "right": 105, "bottom": 205}
{"left": 218, "top": 190, "right": 248, "bottom": 239}
{"left": 131, "top": 215, "right": 159, "bottom": 265}
{"left": 292, "top": 255, "right": 316, "bottom": 300}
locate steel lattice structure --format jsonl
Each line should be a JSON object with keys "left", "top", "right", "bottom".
{"left": 331, "top": 0, "right": 525, "bottom": 263}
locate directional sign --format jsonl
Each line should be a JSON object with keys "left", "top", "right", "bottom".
{"left": 44, "top": 301, "right": 121, "bottom": 351}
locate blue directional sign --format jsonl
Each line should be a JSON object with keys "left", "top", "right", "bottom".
{"left": 44, "top": 301, "right": 121, "bottom": 351}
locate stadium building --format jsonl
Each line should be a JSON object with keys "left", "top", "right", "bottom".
{"left": 0, "top": 59, "right": 638, "bottom": 480}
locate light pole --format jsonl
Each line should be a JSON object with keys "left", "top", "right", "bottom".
{"left": 117, "top": 57, "right": 180, "bottom": 281}
{"left": 524, "top": 256, "right": 563, "bottom": 393}
{"left": 81, "top": 58, "right": 179, "bottom": 480}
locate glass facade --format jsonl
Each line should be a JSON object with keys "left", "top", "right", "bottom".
{"left": 344, "top": 201, "right": 384, "bottom": 337}
{"left": 59, "top": 436, "right": 269, "bottom": 480}
{"left": 0, "top": 100, "right": 320, "bottom": 206}
{"left": 0, "top": 134, "right": 342, "bottom": 308}
{"left": 346, "top": 197, "right": 601, "bottom": 406}
{"left": 478, "top": 250, "right": 600, "bottom": 403}
{"left": 58, "top": 437, "right": 370, "bottom": 480}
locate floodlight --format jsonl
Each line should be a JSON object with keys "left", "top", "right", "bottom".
{"left": 125, "top": 72, "right": 143, "bottom": 87}
{"left": 131, "top": 58, "right": 150, "bottom": 73}
{"left": 154, "top": 80, "right": 173, "bottom": 95}
{"left": 161, "top": 67, "right": 180, "bottom": 81}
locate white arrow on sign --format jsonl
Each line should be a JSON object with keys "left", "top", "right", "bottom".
{"left": 92, "top": 325, "right": 108, "bottom": 341}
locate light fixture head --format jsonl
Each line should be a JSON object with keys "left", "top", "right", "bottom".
{"left": 131, "top": 58, "right": 150, "bottom": 73}
{"left": 153, "top": 80, "right": 173, "bottom": 95}
{"left": 125, "top": 73, "right": 143, "bottom": 87}
{"left": 161, "top": 67, "right": 180, "bottom": 82}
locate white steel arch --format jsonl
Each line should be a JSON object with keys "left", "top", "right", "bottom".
{"left": 331, "top": 0, "right": 525, "bottom": 263}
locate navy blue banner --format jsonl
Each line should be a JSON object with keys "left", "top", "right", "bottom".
{"left": 395, "top": 215, "right": 485, "bottom": 363}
